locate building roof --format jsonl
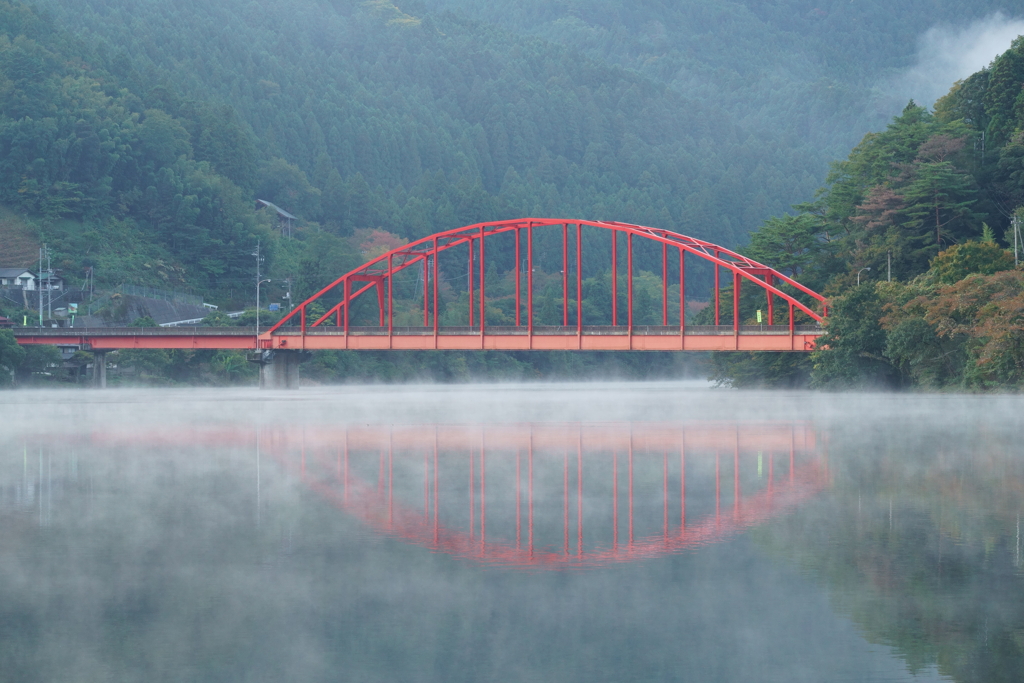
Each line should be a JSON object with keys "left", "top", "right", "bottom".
{"left": 255, "top": 199, "right": 297, "bottom": 220}
{"left": 0, "top": 268, "right": 33, "bottom": 278}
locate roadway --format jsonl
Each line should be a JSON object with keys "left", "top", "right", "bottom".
{"left": 13, "top": 324, "right": 822, "bottom": 352}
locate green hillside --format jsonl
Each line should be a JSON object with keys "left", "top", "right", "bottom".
{"left": 711, "top": 37, "right": 1024, "bottom": 390}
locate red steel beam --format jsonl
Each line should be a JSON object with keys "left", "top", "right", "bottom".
{"left": 14, "top": 331, "right": 821, "bottom": 351}
{"left": 627, "top": 232, "right": 633, "bottom": 333}
{"left": 562, "top": 223, "right": 569, "bottom": 327}
{"left": 611, "top": 230, "right": 618, "bottom": 327}
{"left": 662, "top": 243, "right": 668, "bottom": 326}
{"left": 468, "top": 237, "right": 474, "bottom": 329}
{"left": 576, "top": 223, "right": 582, "bottom": 338}
{"left": 515, "top": 228, "right": 521, "bottom": 327}
{"left": 479, "top": 224, "right": 486, "bottom": 341}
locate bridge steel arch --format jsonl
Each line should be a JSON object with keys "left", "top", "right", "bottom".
{"left": 264, "top": 219, "right": 827, "bottom": 353}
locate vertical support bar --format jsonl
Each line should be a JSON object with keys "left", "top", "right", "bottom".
{"left": 790, "top": 426, "right": 795, "bottom": 485}
{"left": 377, "top": 282, "right": 384, "bottom": 327}
{"left": 612, "top": 451, "right": 618, "bottom": 552}
{"left": 611, "top": 230, "right": 618, "bottom": 326}
{"left": 789, "top": 300, "right": 795, "bottom": 337}
{"left": 627, "top": 232, "right": 633, "bottom": 332}
{"left": 528, "top": 431, "right": 534, "bottom": 559}
{"left": 563, "top": 450, "right": 569, "bottom": 556}
{"left": 562, "top": 223, "right": 569, "bottom": 327}
{"left": 734, "top": 435, "right": 740, "bottom": 517}
{"left": 628, "top": 432, "right": 634, "bottom": 549}
{"left": 733, "top": 270, "right": 741, "bottom": 334}
{"left": 479, "top": 225, "right": 486, "bottom": 341}
{"left": 388, "top": 431, "right": 393, "bottom": 529}
{"left": 336, "top": 305, "right": 341, "bottom": 328}
{"left": 679, "top": 249, "right": 686, "bottom": 346}
{"left": 527, "top": 223, "right": 534, "bottom": 341}
{"left": 766, "top": 273, "right": 774, "bottom": 325}
{"left": 301, "top": 305, "right": 307, "bottom": 334}
{"left": 480, "top": 431, "right": 486, "bottom": 551}
{"left": 576, "top": 223, "right": 583, "bottom": 337}
{"left": 433, "top": 427, "right": 439, "bottom": 544}
{"left": 387, "top": 253, "right": 394, "bottom": 341}
{"left": 433, "top": 237, "right": 439, "bottom": 341}
{"left": 714, "top": 253, "right": 720, "bottom": 326}
{"left": 423, "top": 256, "right": 429, "bottom": 327}
{"left": 515, "top": 228, "right": 521, "bottom": 327}
{"left": 662, "top": 450, "right": 668, "bottom": 542}
{"left": 577, "top": 427, "right": 583, "bottom": 557}
{"left": 469, "top": 447, "right": 474, "bottom": 540}
{"left": 343, "top": 278, "right": 350, "bottom": 346}
{"left": 468, "top": 237, "right": 474, "bottom": 328}
{"left": 715, "top": 450, "right": 721, "bottom": 522}
{"left": 516, "top": 449, "right": 521, "bottom": 551}
{"left": 662, "top": 242, "right": 668, "bottom": 326}
{"left": 680, "top": 430, "right": 686, "bottom": 531}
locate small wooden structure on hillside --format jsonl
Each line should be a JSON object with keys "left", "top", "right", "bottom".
{"left": 256, "top": 199, "right": 297, "bottom": 237}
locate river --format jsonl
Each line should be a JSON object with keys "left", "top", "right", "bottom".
{"left": 1, "top": 383, "right": 1021, "bottom": 682}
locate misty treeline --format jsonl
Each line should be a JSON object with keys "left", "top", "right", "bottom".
{"left": 715, "top": 37, "right": 1024, "bottom": 390}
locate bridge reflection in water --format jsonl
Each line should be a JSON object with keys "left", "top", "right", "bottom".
{"left": 264, "top": 422, "right": 827, "bottom": 569}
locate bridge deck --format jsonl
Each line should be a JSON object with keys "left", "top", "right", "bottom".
{"left": 14, "top": 325, "right": 821, "bottom": 351}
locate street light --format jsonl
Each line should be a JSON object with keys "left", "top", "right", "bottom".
{"left": 256, "top": 278, "right": 271, "bottom": 334}
{"left": 857, "top": 267, "right": 871, "bottom": 286}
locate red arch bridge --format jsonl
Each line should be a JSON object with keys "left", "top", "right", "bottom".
{"left": 13, "top": 219, "right": 827, "bottom": 386}
{"left": 61, "top": 421, "right": 827, "bottom": 569}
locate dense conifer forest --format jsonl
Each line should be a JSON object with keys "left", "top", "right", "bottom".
{"left": 2, "top": 0, "right": 1024, "bottom": 386}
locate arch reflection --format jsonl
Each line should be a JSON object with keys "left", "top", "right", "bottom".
{"left": 263, "top": 422, "right": 827, "bottom": 569}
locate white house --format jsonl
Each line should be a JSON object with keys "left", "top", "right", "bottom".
{"left": 0, "top": 268, "right": 35, "bottom": 290}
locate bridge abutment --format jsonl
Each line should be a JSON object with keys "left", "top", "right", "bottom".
{"left": 253, "top": 350, "right": 306, "bottom": 389}
{"left": 91, "top": 351, "right": 108, "bottom": 388}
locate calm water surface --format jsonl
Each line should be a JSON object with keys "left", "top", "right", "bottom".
{"left": 1, "top": 384, "right": 1022, "bottom": 682}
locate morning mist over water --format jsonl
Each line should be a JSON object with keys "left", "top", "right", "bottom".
{"left": 1, "top": 384, "right": 1021, "bottom": 682}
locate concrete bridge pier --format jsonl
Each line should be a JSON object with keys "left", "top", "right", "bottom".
{"left": 254, "top": 350, "right": 307, "bottom": 389}
{"left": 91, "top": 351, "right": 108, "bottom": 388}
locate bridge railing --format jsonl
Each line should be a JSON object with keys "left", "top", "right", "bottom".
{"left": 13, "top": 326, "right": 258, "bottom": 336}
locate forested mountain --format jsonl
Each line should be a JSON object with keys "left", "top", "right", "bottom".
{"left": 714, "top": 37, "right": 1024, "bottom": 390}
{"left": 419, "top": 1, "right": 1009, "bottom": 158}
{"left": 25, "top": 0, "right": 828, "bottom": 256}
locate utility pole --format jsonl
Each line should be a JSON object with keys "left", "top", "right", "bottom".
{"left": 45, "top": 247, "right": 52, "bottom": 322}
{"left": 38, "top": 246, "right": 43, "bottom": 326}
{"left": 285, "top": 276, "right": 293, "bottom": 311}
{"left": 887, "top": 250, "right": 891, "bottom": 282}
{"left": 252, "top": 240, "right": 267, "bottom": 335}
{"left": 253, "top": 240, "right": 262, "bottom": 282}
{"left": 1015, "top": 215, "right": 1020, "bottom": 267}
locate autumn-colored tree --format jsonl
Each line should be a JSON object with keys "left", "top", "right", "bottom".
{"left": 922, "top": 271, "right": 1024, "bottom": 386}
{"left": 929, "top": 240, "right": 1014, "bottom": 284}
